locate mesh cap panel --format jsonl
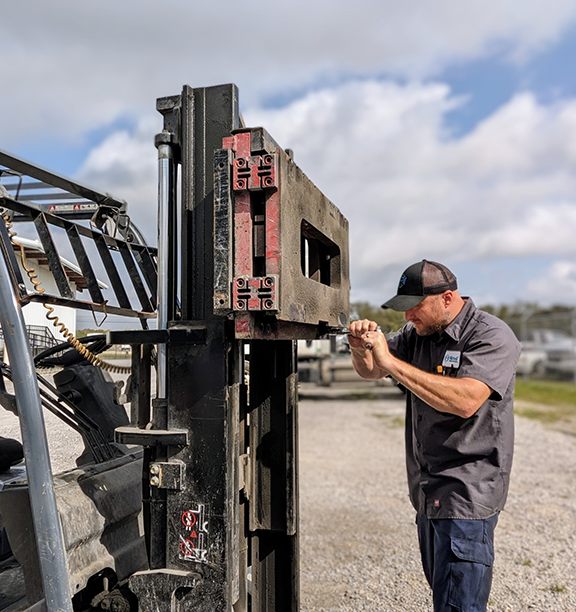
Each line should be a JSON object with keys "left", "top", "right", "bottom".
{"left": 381, "top": 259, "right": 458, "bottom": 310}
{"left": 421, "top": 260, "right": 457, "bottom": 294}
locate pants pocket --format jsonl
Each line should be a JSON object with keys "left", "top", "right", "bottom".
{"left": 448, "top": 537, "right": 494, "bottom": 612}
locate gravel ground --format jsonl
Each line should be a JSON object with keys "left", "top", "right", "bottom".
{"left": 299, "top": 385, "right": 576, "bottom": 612}
{"left": 1, "top": 375, "right": 575, "bottom": 611}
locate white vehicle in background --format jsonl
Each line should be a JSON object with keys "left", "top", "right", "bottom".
{"left": 297, "top": 334, "right": 394, "bottom": 387}
{"left": 516, "top": 347, "right": 547, "bottom": 377}
{"left": 297, "top": 337, "right": 354, "bottom": 385}
{"left": 520, "top": 328, "right": 576, "bottom": 378}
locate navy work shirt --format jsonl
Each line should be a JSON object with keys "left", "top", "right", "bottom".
{"left": 388, "top": 299, "right": 521, "bottom": 519}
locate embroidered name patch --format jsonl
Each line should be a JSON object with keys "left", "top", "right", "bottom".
{"left": 442, "top": 350, "right": 461, "bottom": 369}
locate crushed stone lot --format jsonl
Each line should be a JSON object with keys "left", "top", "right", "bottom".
{"left": 299, "top": 385, "right": 576, "bottom": 612}
{"left": 1, "top": 377, "right": 575, "bottom": 611}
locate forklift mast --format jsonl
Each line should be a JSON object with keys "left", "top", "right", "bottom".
{"left": 0, "top": 83, "right": 349, "bottom": 612}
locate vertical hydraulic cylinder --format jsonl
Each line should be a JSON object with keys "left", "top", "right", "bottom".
{"left": 155, "top": 133, "right": 175, "bottom": 399}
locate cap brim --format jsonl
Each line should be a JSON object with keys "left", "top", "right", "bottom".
{"left": 381, "top": 294, "right": 426, "bottom": 311}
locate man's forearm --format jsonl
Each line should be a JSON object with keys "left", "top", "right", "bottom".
{"left": 351, "top": 347, "right": 388, "bottom": 379}
{"left": 382, "top": 355, "right": 490, "bottom": 418}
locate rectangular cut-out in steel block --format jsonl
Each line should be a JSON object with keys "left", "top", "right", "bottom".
{"left": 216, "top": 128, "right": 350, "bottom": 339}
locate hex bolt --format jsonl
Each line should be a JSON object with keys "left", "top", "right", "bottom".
{"left": 150, "top": 464, "right": 160, "bottom": 476}
{"left": 150, "top": 476, "right": 160, "bottom": 487}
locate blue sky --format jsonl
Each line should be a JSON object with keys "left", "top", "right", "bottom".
{"left": 2, "top": 0, "right": 576, "bottom": 329}
{"left": 441, "top": 26, "right": 576, "bottom": 136}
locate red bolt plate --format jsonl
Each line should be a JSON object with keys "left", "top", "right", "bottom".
{"left": 233, "top": 275, "right": 278, "bottom": 311}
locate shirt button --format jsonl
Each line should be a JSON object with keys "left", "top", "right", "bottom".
{"left": 417, "top": 415, "right": 423, "bottom": 422}
{"left": 417, "top": 442, "right": 421, "bottom": 448}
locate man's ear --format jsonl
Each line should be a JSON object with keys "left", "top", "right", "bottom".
{"left": 442, "top": 291, "right": 453, "bottom": 307}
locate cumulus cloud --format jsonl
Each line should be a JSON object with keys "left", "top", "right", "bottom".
{"left": 2, "top": 0, "right": 576, "bottom": 146}
{"left": 78, "top": 78, "right": 576, "bottom": 305}
{"left": 75, "top": 116, "right": 159, "bottom": 244}
{"left": 245, "top": 82, "right": 576, "bottom": 302}
{"left": 526, "top": 260, "right": 576, "bottom": 304}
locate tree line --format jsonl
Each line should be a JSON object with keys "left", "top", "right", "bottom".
{"left": 351, "top": 301, "right": 576, "bottom": 336}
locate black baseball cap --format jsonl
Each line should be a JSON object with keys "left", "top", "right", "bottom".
{"left": 381, "top": 260, "right": 458, "bottom": 311}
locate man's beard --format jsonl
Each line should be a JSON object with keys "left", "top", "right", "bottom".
{"left": 415, "top": 312, "right": 452, "bottom": 337}
{"left": 415, "top": 322, "right": 445, "bottom": 336}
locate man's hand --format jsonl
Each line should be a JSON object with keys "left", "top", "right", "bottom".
{"left": 349, "top": 319, "right": 389, "bottom": 360}
{"left": 348, "top": 319, "right": 379, "bottom": 349}
{"left": 348, "top": 319, "right": 389, "bottom": 379}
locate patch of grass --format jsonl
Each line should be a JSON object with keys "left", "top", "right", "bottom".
{"left": 372, "top": 413, "right": 405, "bottom": 428}
{"left": 514, "top": 405, "right": 576, "bottom": 424}
{"left": 515, "top": 379, "right": 576, "bottom": 407}
{"left": 542, "top": 583, "right": 567, "bottom": 594}
{"left": 514, "top": 380, "right": 576, "bottom": 430}
{"left": 520, "top": 558, "right": 532, "bottom": 567}
{"left": 343, "top": 391, "right": 379, "bottom": 401}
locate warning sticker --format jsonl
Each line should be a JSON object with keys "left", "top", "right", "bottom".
{"left": 178, "top": 504, "right": 208, "bottom": 563}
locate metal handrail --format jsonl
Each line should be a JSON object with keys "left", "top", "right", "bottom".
{"left": 0, "top": 243, "right": 73, "bottom": 612}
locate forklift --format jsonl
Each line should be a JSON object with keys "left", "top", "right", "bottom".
{"left": 0, "top": 83, "right": 350, "bottom": 612}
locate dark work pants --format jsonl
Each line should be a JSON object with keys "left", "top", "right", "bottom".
{"left": 416, "top": 513, "right": 499, "bottom": 612}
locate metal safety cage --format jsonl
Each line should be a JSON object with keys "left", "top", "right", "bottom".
{"left": 0, "top": 156, "right": 158, "bottom": 321}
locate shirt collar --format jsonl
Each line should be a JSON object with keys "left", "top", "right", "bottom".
{"left": 442, "top": 297, "right": 476, "bottom": 342}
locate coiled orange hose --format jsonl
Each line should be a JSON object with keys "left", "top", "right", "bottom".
{"left": 2, "top": 213, "right": 131, "bottom": 374}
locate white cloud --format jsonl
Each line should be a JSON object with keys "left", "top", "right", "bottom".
{"left": 245, "top": 82, "right": 576, "bottom": 302}
{"left": 2, "top": 0, "right": 576, "bottom": 147}
{"left": 75, "top": 116, "right": 158, "bottom": 245}
{"left": 78, "top": 78, "right": 576, "bottom": 305}
{"left": 526, "top": 261, "right": 576, "bottom": 304}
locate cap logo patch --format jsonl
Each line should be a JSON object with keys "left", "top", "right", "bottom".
{"left": 398, "top": 274, "right": 407, "bottom": 289}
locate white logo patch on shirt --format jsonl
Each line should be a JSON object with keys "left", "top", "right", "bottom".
{"left": 442, "top": 350, "right": 461, "bottom": 369}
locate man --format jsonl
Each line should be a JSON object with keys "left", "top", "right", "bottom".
{"left": 348, "top": 260, "right": 520, "bottom": 612}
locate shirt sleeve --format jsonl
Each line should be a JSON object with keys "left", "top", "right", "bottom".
{"left": 457, "top": 316, "right": 521, "bottom": 401}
